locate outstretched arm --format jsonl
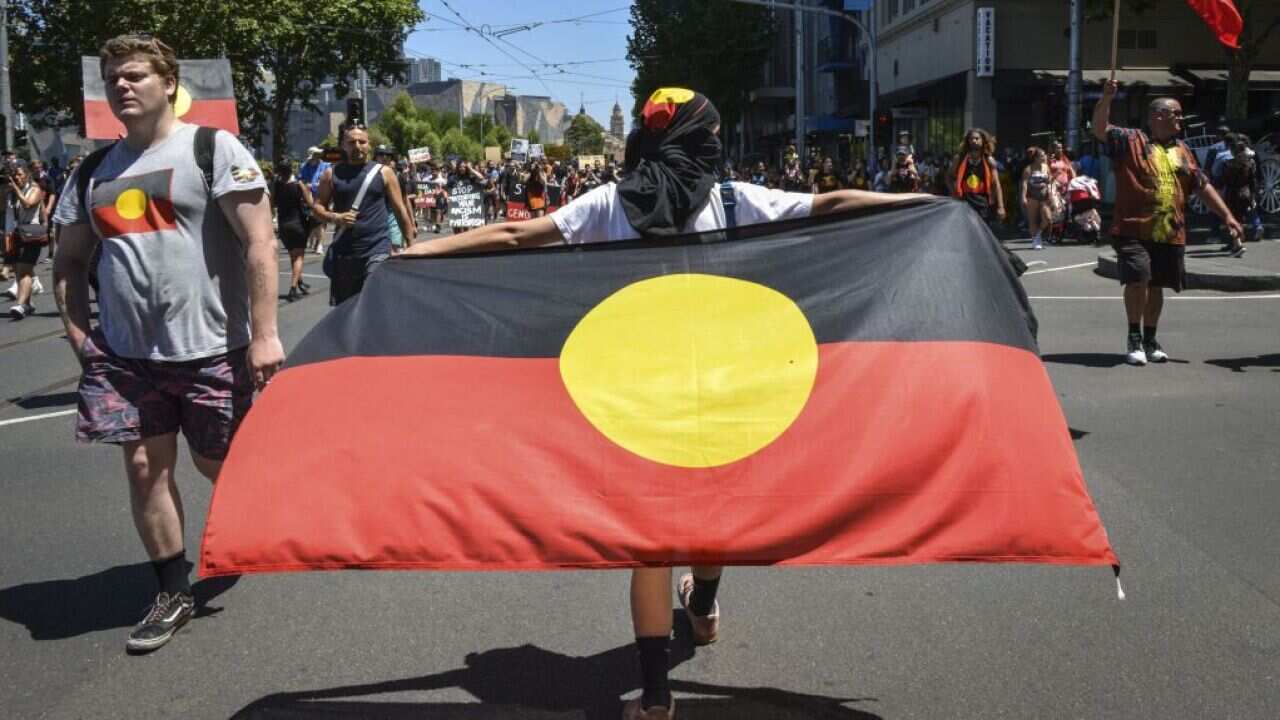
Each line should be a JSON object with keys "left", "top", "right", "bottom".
{"left": 811, "top": 189, "right": 933, "bottom": 216}
{"left": 400, "top": 214, "right": 564, "bottom": 256}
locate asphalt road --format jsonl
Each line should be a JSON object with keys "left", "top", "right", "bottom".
{"left": 1, "top": 236, "right": 1277, "bottom": 720}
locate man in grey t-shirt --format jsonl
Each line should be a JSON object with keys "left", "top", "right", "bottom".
{"left": 52, "top": 34, "right": 284, "bottom": 654}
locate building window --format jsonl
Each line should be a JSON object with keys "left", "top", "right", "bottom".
{"left": 903, "top": 0, "right": 916, "bottom": 11}
{"left": 1138, "top": 29, "right": 1157, "bottom": 49}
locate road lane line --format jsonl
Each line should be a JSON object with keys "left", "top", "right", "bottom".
{"left": 1023, "top": 261, "right": 1097, "bottom": 276}
{"left": 0, "top": 408, "right": 77, "bottom": 428}
{"left": 279, "top": 272, "right": 329, "bottom": 281}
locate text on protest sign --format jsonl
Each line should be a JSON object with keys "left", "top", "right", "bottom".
{"left": 448, "top": 181, "right": 486, "bottom": 228}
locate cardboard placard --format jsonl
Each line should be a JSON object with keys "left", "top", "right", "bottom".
{"left": 408, "top": 146, "right": 432, "bottom": 164}
{"left": 447, "top": 181, "right": 486, "bottom": 228}
{"left": 510, "top": 139, "right": 529, "bottom": 163}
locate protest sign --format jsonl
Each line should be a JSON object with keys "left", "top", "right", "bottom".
{"left": 447, "top": 180, "right": 486, "bottom": 229}
{"left": 530, "top": 144, "right": 545, "bottom": 160}
{"left": 510, "top": 139, "right": 529, "bottom": 163}
{"left": 409, "top": 146, "right": 432, "bottom": 164}
{"left": 505, "top": 180, "right": 566, "bottom": 221}
{"left": 577, "top": 155, "right": 605, "bottom": 169}
{"left": 485, "top": 146, "right": 502, "bottom": 164}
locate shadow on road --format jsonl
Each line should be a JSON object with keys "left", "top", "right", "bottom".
{"left": 6, "top": 390, "right": 80, "bottom": 410}
{"left": 1040, "top": 353, "right": 1127, "bottom": 368}
{"left": 233, "top": 641, "right": 881, "bottom": 720}
{"left": 0, "top": 561, "right": 239, "bottom": 640}
{"left": 1205, "top": 354, "right": 1280, "bottom": 373}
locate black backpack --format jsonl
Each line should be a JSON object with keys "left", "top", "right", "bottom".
{"left": 77, "top": 126, "right": 218, "bottom": 224}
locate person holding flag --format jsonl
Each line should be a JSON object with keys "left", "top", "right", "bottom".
{"left": 404, "top": 87, "right": 932, "bottom": 720}
{"left": 1092, "top": 81, "right": 1242, "bottom": 366}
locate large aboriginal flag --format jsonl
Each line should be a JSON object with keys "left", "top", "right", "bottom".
{"left": 83, "top": 57, "right": 240, "bottom": 139}
{"left": 200, "top": 198, "right": 1118, "bottom": 577}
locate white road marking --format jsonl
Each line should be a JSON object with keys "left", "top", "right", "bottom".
{"left": 1023, "top": 261, "right": 1097, "bottom": 276}
{"left": 0, "top": 408, "right": 77, "bottom": 428}
{"left": 1029, "top": 294, "right": 1280, "bottom": 301}
{"left": 279, "top": 272, "right": 328, "bottom": 281}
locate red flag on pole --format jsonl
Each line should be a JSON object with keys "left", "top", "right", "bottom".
{"left": 1186, "top": 0, "right": 1244, "bottom": 49}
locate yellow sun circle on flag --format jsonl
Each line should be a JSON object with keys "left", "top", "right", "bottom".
{"left": 174, "top": 85, "right": 193, "bottom": 118}
{"left": 559, "top": 274, "right": 818, "bottom": 468}
{"left": 115, "top": 188, "right": 149, "bottom": 220}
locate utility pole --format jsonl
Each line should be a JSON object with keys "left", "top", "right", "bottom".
{"left": 359, "top": 67, "right": 368, "bottom": 127}
{"left": 794, "top": 5, "right": 806, "bottom": 160}
{"left": 1067, "top": 0, "right": 1083, "bottom": 154}
{"left": 0, "top": 0, "right": 12, "bottom": 151}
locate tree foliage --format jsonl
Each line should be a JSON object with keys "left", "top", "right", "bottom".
{"left": 626, "top": 0, "right": 775, "bottom": 145}
{"left": 565, "top": 113, "right": 605, "bottom": 155}
{"left": 439, "top": 127, "right": 483, "bottom": 163}
{"left": 8, "top": 0, "right": 423, "bottom": 160}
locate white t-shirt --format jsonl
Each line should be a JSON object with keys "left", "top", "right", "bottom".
{"left": 551, "top": 181, "right": 813, "bottom": 244}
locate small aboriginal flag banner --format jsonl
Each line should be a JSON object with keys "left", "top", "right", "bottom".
{"left": 200, "top": 199, "right": 1119, "bottom": 579}
{"left": 1185, "top": 0, "right": 1243, "bottom": 49}
{"left": 90, "top": 169, "right": 177, "bottom": 237}
{"left": 82, "top": 57, "right": 240, "bottom": 139}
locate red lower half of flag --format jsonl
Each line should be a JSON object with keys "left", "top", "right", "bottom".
{"left": 200, "top": 341, "right": 1117, "bottom": 576}
{"left": 85, "top": 99, "right": 240, "bottom": 139}
{"left": 92, "top": 198, "right": 177, "bottom": 236}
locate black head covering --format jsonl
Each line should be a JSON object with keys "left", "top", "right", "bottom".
{"left": 618, "top": 88, "right": 721, "bottom": 237}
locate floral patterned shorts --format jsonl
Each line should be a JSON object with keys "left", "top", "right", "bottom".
{"left": 75, "top": 329, "right": 253, "bottom": 461}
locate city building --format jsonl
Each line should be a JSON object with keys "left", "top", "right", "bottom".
{"left": 610, "top": 101, "right": 626, "bottom": 139}
{"left": 872, "top": 0, "right": 1280, "bottom": 157}
{"left": 406, "top": 57, "right": 443, "bottom": 85}
{"left": 738, "top": 0, "right": 870, "bottom": 169}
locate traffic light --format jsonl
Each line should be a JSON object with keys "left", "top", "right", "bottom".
{"left": 875, "top": 110, "right": 893, "bottom": 149}
{"left": 346, "top": 97, "right": 364, "bottom": 126}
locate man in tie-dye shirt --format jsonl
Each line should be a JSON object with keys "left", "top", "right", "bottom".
{"left": 1092, "top": 80, "right": 1243, "bottom": 367}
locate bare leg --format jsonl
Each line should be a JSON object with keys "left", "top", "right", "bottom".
{"left": 123, "top": 434, "right": 185, "bottom": 560}
{"left": 1123, "top": 282, "right": 1147, "bottom": 325}
{"left": 1144, "top": 285, "right": 1164, "bottom": 327}
{"left": 289, "top": 249, "right": 305, "bottom": 289}
{"left": 13, "top": 263, "right": 35, "bottom": 306}
{"left": 631, "top": 567, "right": 674, "bottom": 638}
{"left": 1025, "top": 199, "right": 1041, "bottom": 238}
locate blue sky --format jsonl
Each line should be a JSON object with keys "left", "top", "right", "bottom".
{"left": 408, "top": 1, "right": 637, "bottom": 132}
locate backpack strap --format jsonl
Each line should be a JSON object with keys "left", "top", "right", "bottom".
{"left": 194, "top": 126, "right": 217, "bottom": 193}
{"left": 77, "top": 142, "right": 117, "bottom": 225}
{"left": 719, "top": 180, "right": 737, "bottom": 230}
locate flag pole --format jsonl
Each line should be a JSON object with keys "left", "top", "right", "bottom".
{"left": 1110, "top": 0, "right": 1121, "bottom": 82}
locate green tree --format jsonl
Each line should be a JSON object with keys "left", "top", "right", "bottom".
{"left": 375, "top": 92, "right": 436, "bottom": 155}
{"left": 483, "top": 124, "right": 513, "bottom": 151}
{"left": 565, "top": 113, "right": 605, "bottom": 156}
{"left": 1085, "top": 0, "right": 1277, "bottom": 122}
{"left": 527, "top": 129, "right": 541, "bottom": 145}
{"left": 440, "top": 127, "right": 482, "bottom": 163}
{"left": 9, "top": 0, "right": 424, "bottom": 160}
{"left": 626, "top": 0, "right": 775, "bottom": 143}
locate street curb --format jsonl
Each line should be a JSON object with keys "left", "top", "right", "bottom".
{"left": 1095, "top": 249, "right": 1280, "bottom": 292}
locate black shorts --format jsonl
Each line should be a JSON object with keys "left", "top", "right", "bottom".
{"left": 1112, "top": 237, "right": 1185, "bottom": 292}
{"left": 4, "top": 236, "right": 44, "bottom": 266}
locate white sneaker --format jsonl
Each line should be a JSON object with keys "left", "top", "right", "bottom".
{"left": 1125, "top": 336, "right": 1147, "bottom": 366}
{"left": 8, "top": 303, "right": 31, "bottom": 320}
{"left": 1, "top": 281, "right": 15, "bottom": 300}
{"left": 1144, "top": 340, "right": 1168, "bottom": 363}
{"left": 32, "top": 276, "right": 44, "bottom": 295}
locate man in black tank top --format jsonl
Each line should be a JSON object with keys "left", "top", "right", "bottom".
{"left": 313, "top": 126, "right": 416, "bottom": 305}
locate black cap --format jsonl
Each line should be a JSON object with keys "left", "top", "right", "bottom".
{"left": 374, "top": 145, "right": 393, "bottom": 156}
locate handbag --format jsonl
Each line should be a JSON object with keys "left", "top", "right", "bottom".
{"left": 16, "top": 222, "right": 49, "bottom": 245}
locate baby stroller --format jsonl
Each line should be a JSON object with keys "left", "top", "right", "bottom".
{"left": 1065, "top": 176, "right": 1102, "bottom": 245}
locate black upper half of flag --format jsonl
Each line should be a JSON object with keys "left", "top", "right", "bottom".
{"left": 288, "top": 198, "right": 1038, "bottom": 368}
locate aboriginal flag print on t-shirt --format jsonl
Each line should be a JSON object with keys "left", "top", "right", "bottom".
{"left": 91, "top": 169, "right": 178, "bottom": 237}
{"left": 201, "top": 198, "right": 1118, "bottom": 579}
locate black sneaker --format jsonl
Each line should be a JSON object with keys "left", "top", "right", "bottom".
{"left": 126, "top": 591, "right": 194, "bottom": 653}
{"left": 298, "top": 280, "right": 311, "bottom": 294}
{"left": 1143, "top": 340, "right": 1169, "bottom": 363}
{"left": 286, "top": 286, "right": 300, "bottom": 302}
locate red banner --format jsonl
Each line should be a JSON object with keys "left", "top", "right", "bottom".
{"left": 1186, "top": 0, "right": 1243, "bottom": 49}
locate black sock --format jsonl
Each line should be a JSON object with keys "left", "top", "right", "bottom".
{"left": 688, "top": 575, "right": 721, "bottom": 617}
{"left": 1127, "top": 323, "right": 1141, "bottom": 339}
{"left": 152, "top": 551, "right": 191, "bottom": 596}
{"left": 636, "top": 636, "right": 671, "bottom": 710}
{"left": 1142, "top": 326, "right": 1157, "bottom": 343}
